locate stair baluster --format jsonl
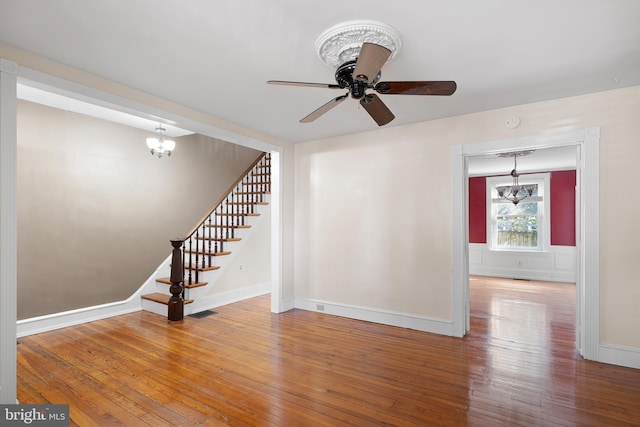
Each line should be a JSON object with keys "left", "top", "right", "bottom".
{"left": 194, "top": 231, "right": 200, "bottom": 285}
{"left": 206, "top": 214, "right": 213, "bottom": 268}
{"left": 187, "top": 236, "right": 197, "bottom": 286}
{"left": 241, "top": 179, "right": 247, "bottom": 226}
{"left": 216, "top": 211, "right": 223, "bottom": 253}
{"left": 224, "top": 195, "right": 230, "bottom": 240}
{"left": 232, "top": 192, "right": 238, "bottom": 235}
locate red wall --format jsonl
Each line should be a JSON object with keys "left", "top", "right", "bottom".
{"left": 468, "top": 177, "right": 486, "bottom": 243}
{"left": 468, "top": 170, "right": 576, "bottom": 246}
{"left": 550, "top": 170, "right": 576, "bottom": 246}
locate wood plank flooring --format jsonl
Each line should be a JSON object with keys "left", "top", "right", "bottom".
{"left": 17, "top": 277, "right": 640, "bottom": 426}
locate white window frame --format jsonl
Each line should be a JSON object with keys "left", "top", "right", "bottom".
{"left": 486, "top": 172, "right": 550, "bottom": 252}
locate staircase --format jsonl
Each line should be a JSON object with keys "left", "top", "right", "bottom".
{"left": 141, "top": 152, "right": 271, "bottom": 317}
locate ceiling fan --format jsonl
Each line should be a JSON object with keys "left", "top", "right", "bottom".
{"left": 268, "top": 42, "right": 457, "bottom": 126}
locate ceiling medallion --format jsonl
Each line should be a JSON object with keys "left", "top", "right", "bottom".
{"left": 315, "top": 20, "right": 402, "bottom": 68}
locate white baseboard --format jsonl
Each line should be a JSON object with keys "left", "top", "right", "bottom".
{"left": 598, "top": 344, "right": 640, "bottom": 369}
{"left": 17, "top": 281, "right": 272, "bottom": 336}
{"left": 295, "top": 298, "right": 454, "bottom": 336}
{"left": 281, "top": 298, "right": 296, "bottom": 312}
{"left": 17, "top": 298, "right": 142, "bottom": 338}
{"left": 17, "top": 254, "right": 172, "bottom": 337}
{"left": 470, "top": 267, "right": 576, "bottom": 283}
{"left": 187, "top": 281, "right": 271, "bottom": 315}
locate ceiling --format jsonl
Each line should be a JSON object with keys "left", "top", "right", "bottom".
{"left": 467, "top": 145, "right": 577, "bottom": 176}
{"left": 1, "top": 0, "right": 639, "bottom": 146}
{"left": 16, "top": 81, "right": 577, "bottom": 174}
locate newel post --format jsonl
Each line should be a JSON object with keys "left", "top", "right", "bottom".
{"left": 168, "top": 239, "right": 184, "bottom": 321}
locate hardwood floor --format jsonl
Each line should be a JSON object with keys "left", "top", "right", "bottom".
{"left": 17, "top": 277, "right": 640, "bottom": 426}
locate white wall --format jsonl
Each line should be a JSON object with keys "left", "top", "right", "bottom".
{"left": 213, "top": 208, "right": 271, "bottom": 292}
{"left": 294, "top": 85, "right": 640, "bottom": 352}
{"left": 294, "top": 124, "right": 456, "bottom": 333}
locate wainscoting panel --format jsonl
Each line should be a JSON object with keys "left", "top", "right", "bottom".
{"left": 469, "top": 243, "right": 576, "bottom": 283}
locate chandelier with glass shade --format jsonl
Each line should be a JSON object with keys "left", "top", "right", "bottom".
{"left": 496, "top": 150, "right": 536, "bottom": 205}
{"left": 146, "top": 125, "right": 175, "bottom": 158}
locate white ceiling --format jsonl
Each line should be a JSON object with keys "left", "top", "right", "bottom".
{"left": 467, "top": 145, "right": 577, "bottom": 176}
{"left": 0, "top": 0, "right": 640, "bottom": 175}
{"left": 1, "top": 0, "right": 639, "bottom": 147}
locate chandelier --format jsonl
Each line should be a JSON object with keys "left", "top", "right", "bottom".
{"left": 146, "top": 125, "right": 175, "bottom": 158}
{"left": 496, "top": 151, "right": 536, "bottom": 205}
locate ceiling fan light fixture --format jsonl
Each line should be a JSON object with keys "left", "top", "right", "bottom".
{"left": 315, "top": 20, "right": 402, "bottom": 68}
{"left": 268, "top": 25, "right": 455, "bottom": 126}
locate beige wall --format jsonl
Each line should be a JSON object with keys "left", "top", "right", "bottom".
{"left": 294, "top": 85, "right": 640, "bottom": 350}
{"left": 17, "top": 100, "right": 261, "bottom": 319}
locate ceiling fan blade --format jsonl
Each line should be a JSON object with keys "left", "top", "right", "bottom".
{"left": 374, "top": 81, "right": 457, "bottom": 96}
{"left": 300, "top": 94, "right": 349, "bottom": 123}
{"left": 360, "top": 94, "right": 395, "bottom": 126}
{"left": 268, "top": 80, "right": 342, "bottom": 89}
{"left": 353, "top": 43, "right": 392, "bottom": 83}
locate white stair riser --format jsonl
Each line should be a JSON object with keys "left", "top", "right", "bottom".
{"left": 142, "top": 299, "right": 196, "bottom": 317}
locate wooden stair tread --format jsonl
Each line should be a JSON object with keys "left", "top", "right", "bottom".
{"left": 235, "top": 191, "right": 271, "bottom": 195}
{"left": 156, "top": 278, "right": 209, "bottom": 289}
{"left": 216, "top": 212, "right": 260, "bottom": 217}
{"left": 183, "top": 264, "right": 221, "bottom": 272}
{"left": 141, "top": 293, "right": 194, "bottom": 305}
{"left": 183, "top": 249, "right": 232, "bottom": 256}
{"left": 226, "top": 201, "right": 269, "bottom": 206}
{"left": 205, "top": 223, "right": 252, "bottom": 228}
{"left": 171, "top": 262, "right": 221, "bottom": 271}
{"left": 196, "top": 236, "right": 242, "bottom": 242}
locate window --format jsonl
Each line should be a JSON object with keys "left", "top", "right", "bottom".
{"left": 486, "top": 173, "right": 550, "bottom": 251}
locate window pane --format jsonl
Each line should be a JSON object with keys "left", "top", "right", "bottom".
{"left": 488, "top": 177, "right": 546, "bottom": 251}
{"left": 496, "top": 212, "right": 538, "bottom": 247}
{"left": 497, "top": 229, "right": 538, "bottom": 247}
{"left": 496, "top": 201, "right": 538, "bottom": 216}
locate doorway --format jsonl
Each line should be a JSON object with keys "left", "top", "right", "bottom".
{"left": 466, "top": 146, "right": 578, "bottom": 345}
{"left": 451, "top": 128, "right": 600, "bottom": 361}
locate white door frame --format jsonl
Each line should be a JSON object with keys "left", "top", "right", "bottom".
{"left": 451, "top": 127, "right": 600, "bottom": 360}
{"left": 0, "top": 59, "right": 18, "bottom": 404}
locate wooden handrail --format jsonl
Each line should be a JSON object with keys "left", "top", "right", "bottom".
{"left": 182, "top": 152, "right": 267, "bottom": 241}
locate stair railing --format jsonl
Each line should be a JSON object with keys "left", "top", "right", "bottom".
{"left": 171, "top": 152, "right": 271, "bottom": 297}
